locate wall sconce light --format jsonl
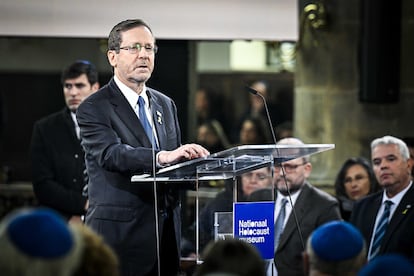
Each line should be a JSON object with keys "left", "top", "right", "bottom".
{"left": 298, "top": 1, "right": 328, "bottom": 48}
{"left": 304, "top": 3, "right": 327, "bottom": 30}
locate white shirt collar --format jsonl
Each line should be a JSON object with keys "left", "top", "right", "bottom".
{"left": 277, "top": 189, "right": 300, "bottom": 208}
{"left": 382, "top": 180, "right": 412, "bottom": 208}
{"left": 70, "top": 111, "right": 80, "bottom": 139}
{"left": 114, "top": 75, "right": 148, "bottom": 109}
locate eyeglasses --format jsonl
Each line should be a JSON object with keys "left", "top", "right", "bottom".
{"left": 274, "top": 162, "right": 307, "bottom": 173}
{"left": 119, "top": 43, "right": 158, "bottom": 54}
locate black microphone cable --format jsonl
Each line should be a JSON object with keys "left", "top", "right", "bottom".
{"left": 246, "top": 85, "right": 305, "bottom": 252}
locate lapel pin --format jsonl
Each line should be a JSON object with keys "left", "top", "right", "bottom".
{"left": 402, "top": 204, "right": 411, "bottom": 215}
{"left": 156, "top": 111, "right": 163, "bottom": 124}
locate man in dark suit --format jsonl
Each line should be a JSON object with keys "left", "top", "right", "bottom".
{"left": 30, "top": 60, "right": 99, "bottom": 222}
{"left": 249, "top": 137, "right": 341, "bottom": 276}
{"left": 350, "top": 135, "right": 414, "bottom": 262}
{"left": 76, "top": 19, "right": 209, "bottom": 276}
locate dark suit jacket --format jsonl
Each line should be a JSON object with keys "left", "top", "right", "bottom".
{"left": 30, "top": 107, "right": 87, "bottom": 219}
{"left": 249, "top": 182, "right": 341, "bottom": 276}
{"left": 76, "top": 79, "right": 182, "bottom": 276}
{"left": 350, "top": 184, "right": 414, "bottom": 261}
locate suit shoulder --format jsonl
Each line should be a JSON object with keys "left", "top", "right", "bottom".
{"left": 34, "top": 108, "right": 67, "bottom": 128}
{"left": 356, "top": 191, "right": 381, "bottom": 204}
{"left": 78, "top": 85, "right": 111, "bottom": 112}
{"left": 148, "top": 87, "right": 174, "bottom": 103}
{"left": 306, "top": 184, "right": 338, "bottom": 204}
{"left": 86, "top": 84, "right": 111, "bottom": 102}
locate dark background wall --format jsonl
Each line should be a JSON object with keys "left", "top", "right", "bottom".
{"left": 0, "top": 39, "right": 189, "bottom": 182}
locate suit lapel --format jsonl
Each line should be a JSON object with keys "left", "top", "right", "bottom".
{"left": 381, "top": 184, "right": 414, "bottom": 248}
{"left": 62, "top": 108, "right": 82, "bottom": 146}
{"left": 147, "top": 89, "right": 166, "bottom": 149}
{"left": 276, "top": 183, "right": 310, "bottom": 251}
{"left": 369, "top": 194, "right": 382, "bottom": 233}
{"left": 108, "top": 80, "right": 150, "bottom": 147}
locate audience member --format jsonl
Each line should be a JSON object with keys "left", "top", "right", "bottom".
{"left": 194, "top": 88, "right": 231, "bottom": 142}
{"left": 358, "top": 253, "right": 414, "bottom": 276}
{"left": 76, "top": 19, "right": 209, "bottom": 276}
{"left": 181, "top": 167, "right": 273, "bottom": 257}
{"left": 233, "top": 80, "right": 283, "bottom": 143}
{"left": 334, "top": 157, "right": 380, "bottom": 221}
{"left": 249, "top": 137, "right": 341, "bottom": 276}
{"left": 303, "top": 221, "right": 366, "bottom": 276}
{"left": 72, "top": 223, "right": 119, "bottom": 276}
{"left": 30, "top": 60, "right": 99, "bottom": 222}
{"left": 194, "top": 238, "right": 266, "bottom": 276}
{"left": 245, "top": 80, "right": 283, "bottom": 125}
{"left": 246, "top": 81, "right": 270, "bottom": 117}
{"left": 0, "top": 208, "right": 83, "bottom": 276}
{"left": 195, "top": 88, "right": 222, "bottom": 124}
{"left": 275, "top": 120, "right": 293, "bottom": 141}
{"left": 0, "top": 207, "right": 119, "bottom": 276}
{"left": 402, "top": 136, "right": 414, "bottom": 177}
{"left": 196, "top": 120, "right": 231, "bottom": 153}
{"left": 350, "top": 135, "right": 414, "bottom": 261}
{"left": 239, "top": 116, "right": 271, "bottom": 145}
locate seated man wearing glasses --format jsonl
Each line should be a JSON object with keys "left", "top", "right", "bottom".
{"left": 249, "top": 137, "right": 341, "bottom": 276}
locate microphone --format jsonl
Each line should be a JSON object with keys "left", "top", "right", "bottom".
{"left": 246, "top": 85, "right": 306, "bottom": 251}
{"left": 245, "top": 86, "right": 277, "bottom": 145}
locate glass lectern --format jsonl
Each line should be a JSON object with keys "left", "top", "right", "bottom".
{"left": 131, "top": 143, "right": 335, "bottom": 264}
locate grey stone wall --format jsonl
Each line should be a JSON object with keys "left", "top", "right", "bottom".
{"left": 296, "top": 0, "right": 414, "bottom": 189}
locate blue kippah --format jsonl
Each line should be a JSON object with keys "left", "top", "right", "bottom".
{"left": 7, "top": 209, "right": 74, "bottom": 258}
{"left": 311, "top": 221, "right": 364, "bottom": 261}
{"left": 358, "top": 254, "right": 414, "bottom": 276}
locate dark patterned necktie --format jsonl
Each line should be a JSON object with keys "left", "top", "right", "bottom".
{"left": 369, "top": 200, "right": 393, "bottom": 260}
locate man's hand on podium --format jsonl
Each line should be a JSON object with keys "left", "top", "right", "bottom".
{"left": 158, "top": 144, "right": 210, "bottom": 166}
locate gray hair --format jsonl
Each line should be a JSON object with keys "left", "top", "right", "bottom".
{"left": 371, "top": 135, "right": 410, "bottom": 160}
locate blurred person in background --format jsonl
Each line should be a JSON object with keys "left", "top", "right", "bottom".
{"left": 334, "top": 157, "right": 381, "bottom": 221}
{"left": 350, "top": 135, "right": 414, "bottom": 261}
{"left": 194, "top": 238, "right": 266, "bottom": 276}
{"left": 30, "top": 60, "right": 99, "bottom": 223}
{"left": 196, "top": 120, "right": 231, "bottom": 153}
{"left": 303, "top": 221, "right": 366, "bottom": 276}
{"left": 238, "top": 116, "right": 271, "bottom": 145}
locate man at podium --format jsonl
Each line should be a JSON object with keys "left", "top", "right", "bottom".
{"left": 77, "top": 19, "right": 209, "bottom": 276}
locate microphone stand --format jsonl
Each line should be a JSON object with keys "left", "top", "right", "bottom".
{"left": 148, "top": 98, "right": 161, "bottom": 276}
{"left": 246, "top": 86, "right": 305, "bottom": 254}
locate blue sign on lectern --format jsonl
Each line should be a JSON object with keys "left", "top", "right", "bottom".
{"left": 234, "top": 201, "right": 275, "bottom": 259}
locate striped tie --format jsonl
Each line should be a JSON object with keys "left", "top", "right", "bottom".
{"left": 274, "top": 198, "right": 288, "bottom": 251}
{"left": 369, "top": 200, "right": 393, "bottom": 260}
